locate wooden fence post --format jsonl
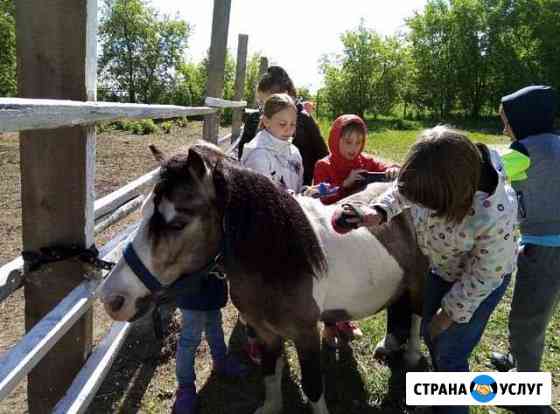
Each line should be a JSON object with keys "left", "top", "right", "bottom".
{"left": 231, "top": 34, "right": 248, "bottom": 142}
{"left": 16, "top": 0, "right": 97, "bottom": 412}
{"left": 258, "top": 56, "right": 269, "bottom": 82}
{"left": 203, "top": 0, "right": 232, "bottom": 144}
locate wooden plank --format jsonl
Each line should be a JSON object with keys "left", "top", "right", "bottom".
{"left": 94, "top": 168, "right": 159, "bottom": 220}
{"left": 51, "top": 322, "right": 131, "bottom": 414}
{"left": 0, "top": 223, "right": 137, "bottom": 403}
{"left": 258, "top": 56, "right": 269, "bottom": 80}
{"left": 204, "top": 96, "right": 246, "bottom": 109}
{"left": 0, "top": 98, "right": 216, "bottom": 133}
{"left": 94, "top": 195, "right": 144, "bottom": 234}
{"left": 203, "top": 0, "right": 232, "bottom": 144}
{"left": 231, "top": 34, "right": 249, "bottom": 141}
{"left": 0, "top": 256, "right": 24, "bottom": 302}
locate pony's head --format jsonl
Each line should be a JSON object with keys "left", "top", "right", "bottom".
{"left": 100, "top": 142, "right": 227, "bottom": 321}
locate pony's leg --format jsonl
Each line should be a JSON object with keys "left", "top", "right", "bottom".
{"left": 373, "top": 333, "right": 402, "bottom": 360}
{"left": 295, "top": 325, "right": 330, "bottom": 414}
{"left": 404, "top": 314, "right": 423, "bottom": 368}
{"left": 254, "top": 335, "right": 283, "bottom": 414}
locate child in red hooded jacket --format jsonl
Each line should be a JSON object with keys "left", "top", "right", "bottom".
{"left": 312, "top": 114, "right": 399, "bottom": 347}
{"left": 312, "top": 114, "right": 399, "bottom": 205}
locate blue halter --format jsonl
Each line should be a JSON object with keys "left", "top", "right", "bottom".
{"left": 123, "top": 241, "right": 225, "bottom": 303}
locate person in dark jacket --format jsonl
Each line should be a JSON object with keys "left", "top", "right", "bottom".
{"left": 491, "top": 87, "right": 560, "bottom": 396}
{"left": 238, "top": 66, "right": 328, "bottom": 186}
{"left": 172, "top": 272, "right": 246, "bottom": 414}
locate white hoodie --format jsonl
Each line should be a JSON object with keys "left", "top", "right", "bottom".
{"left": 241, "top": 129, "right": 304, "bottom": 192}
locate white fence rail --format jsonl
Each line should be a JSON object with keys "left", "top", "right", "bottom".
{"left": 0, "top": 98, "right": 218, "bottom": 133}
{"left": 0, "top": 223, "right": 137, "bottom": 401}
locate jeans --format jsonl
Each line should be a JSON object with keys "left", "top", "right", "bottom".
{"left": 176, "top": 309, "right": 227, "bottom": 386}
{"left": 421, "top": 272, "right": 511, "bottom": 414}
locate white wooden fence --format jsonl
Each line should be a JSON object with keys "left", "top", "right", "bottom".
{"left": 0, "top": 95, "right": 248, "bottom": 413}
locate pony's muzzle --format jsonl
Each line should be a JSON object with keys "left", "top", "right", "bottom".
{"left": 101, "top": 293, "right": 132, "bottom": 321}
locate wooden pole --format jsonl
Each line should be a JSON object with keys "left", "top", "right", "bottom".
{"left": 16, "top": 0, "right": 97, "bottom": 412}
{"left": 231, "top": 34, "right": 248, "bottom": 142}
{"left": 203, "top": 0, "right": 232, "bottom": 144}
{"left": 258, "top": 56, "right": 269, "bottom": 81}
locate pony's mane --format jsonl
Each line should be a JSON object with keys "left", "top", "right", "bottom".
{"left": 213, "top": 155, "right": 327, "bottom": 282}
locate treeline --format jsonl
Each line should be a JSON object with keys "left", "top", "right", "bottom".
{"left": 319, "top": 0, "right": 560, "bottom": 119}
{"left": 96, "top": 0, "right": 263, "bottom": 123}
{"left": 0, "top": 0, "right": 263, "bottom": 122}
{"left": 1, "top": 0, "right": 558, "bottom": 122}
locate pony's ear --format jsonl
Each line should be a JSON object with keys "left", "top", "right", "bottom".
{"left": 186, "top": 147, "right": 207, "bottom": 179}
{"left": 149, "top": 144, "right": 166, "bottom": 165}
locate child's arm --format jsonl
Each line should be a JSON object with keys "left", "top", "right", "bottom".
{"left": 237, "top": 111, "right": 261, "bottom": 160}
{"left": 368, "top": 185, "right": 412, "bottom": 222}
{"left": 363, "top": 155, "right": 400, "bottom": 180}
{"left": 313, "top": 161, "right": 351, "bottom": 205}
{"left": 441, "top": 218, "right": 516, "bottom": 324}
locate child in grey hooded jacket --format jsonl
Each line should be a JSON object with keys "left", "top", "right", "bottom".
{"left": 491, "top": 86, "right": 560, "bottom": 393}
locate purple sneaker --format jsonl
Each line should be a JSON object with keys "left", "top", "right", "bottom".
{"left": 213, "top": 356, "right": 248, "bottom": 378}
{"left": 172, "top": 384, "right": 198, "bottom": 414}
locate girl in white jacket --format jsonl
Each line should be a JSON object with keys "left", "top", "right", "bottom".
{"left": 241, "top": 93, "right": 304, "bottom": 193}
{"left": 240, "top": 93, "right": 304, "bottom": 364}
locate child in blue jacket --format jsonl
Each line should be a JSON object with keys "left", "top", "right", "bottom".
{"left": 172, "top": 272, "right": 246, "bottom": 414}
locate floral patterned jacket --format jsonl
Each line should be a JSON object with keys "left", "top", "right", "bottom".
{"left": 372, "top": 150, "right": 518, "bottom": 323}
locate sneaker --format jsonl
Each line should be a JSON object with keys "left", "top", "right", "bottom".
{"left": 336, "top": 321, "right": 363, "bottom": 340}
{"left": 322, "top": 325, "right": 339, "bottom": 349}
{"left": 213, "top": 355, "right": 248, "bottom": 377}
{"left": 490, "top": 351, "right": 515, "bottom": 372}
{"left": 244, "top": 341, "right": 263, "bottom": 365}
{"left": 172, "top": 384, "right": 198, "bottom": 414}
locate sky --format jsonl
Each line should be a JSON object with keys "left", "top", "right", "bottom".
{"left": 151, "top": 0, "right": 427, "bottom": 92}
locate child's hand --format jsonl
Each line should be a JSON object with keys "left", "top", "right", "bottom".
{"left": 331, "top": 204, "right": 384, "bottom": 234}
{"left": 385, "top": 167, "right": 400, "bottom": 180}
{"left": 429, "top": 308, "right": 453, "bottom": 340}
{"left": 343, "top": 169, "right": 368, "bottom": 189}
{"left": 361, "top": 207, "right": 384, "bottom": 227}
{"left": 302, "top": 185, "right": 320, "bottom": 198}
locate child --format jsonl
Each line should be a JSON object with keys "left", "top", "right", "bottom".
{"left": 173, "top": 272, "right": 246, "bottom": 414}
{"left": 311, "top": 114, "right": 399, "bottom": 347}
{"left": 241, "top": 93, "right": 303, "bottom": 193}
{"left": 239, "top": 93, "right": 303, "bottom": 364}
{"left": 490, "top": 86, "right": 560, "bottom": 389}
{"left": 238, "top": 66, "right": 328, "bottom": 186}
{"left": 312, "top": 114, "right": 399, "bottom": 205}
{"left": 333, "top": 126, "right": 518, "bottom": 414}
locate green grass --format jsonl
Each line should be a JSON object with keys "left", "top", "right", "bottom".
{"left": 316, "top": 115, "right": 559, "bottom": 413}
{"left": 317, "top": 115, "right": 509, "bottom": 163}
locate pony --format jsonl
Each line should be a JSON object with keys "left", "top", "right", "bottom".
{"left": 99, "top": 142, "right": 428, "bottom": 414}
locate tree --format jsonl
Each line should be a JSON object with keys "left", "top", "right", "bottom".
{"left": 243, "top": 53, "right": 262, "bottom": 108}
{"left": 407, "top": 0, "right": 456, "bottom": 118}
{"left": 0, "top": 0, "right": 16, "bottom": 97}
{"left": 98, "top": 0, "right": 190, "bottom": 103}
{"left": 320, "top": 21, "right": 405, "bottom": 118}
